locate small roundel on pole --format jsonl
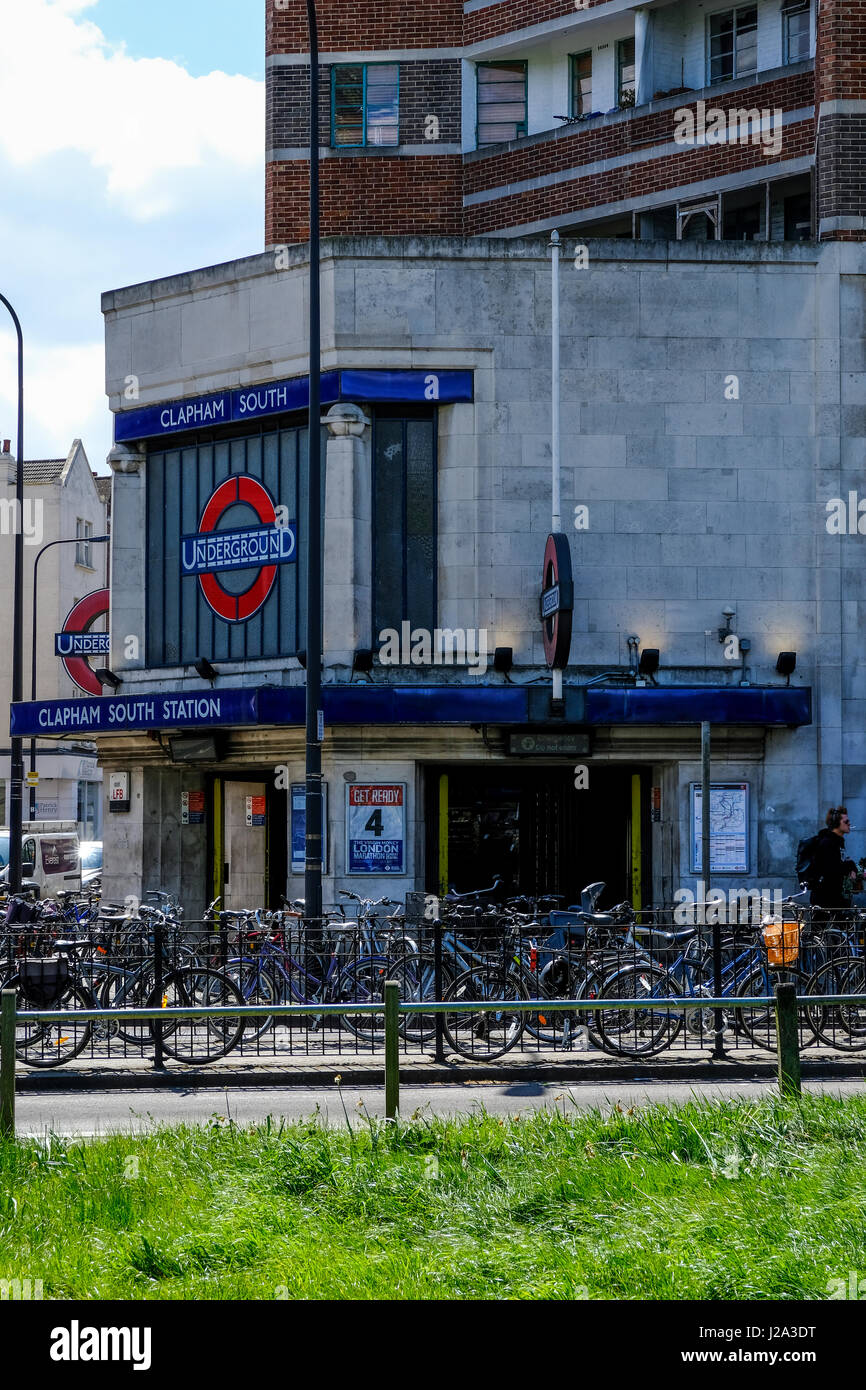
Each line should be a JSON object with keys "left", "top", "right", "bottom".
{"left": 540, "top": 533, "right": 573, "bottom": 669}
{"left": 58, "top": 589, "right": 111, "bottom": 696}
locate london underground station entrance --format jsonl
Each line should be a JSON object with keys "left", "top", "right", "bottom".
{"left": 427, "top": 765, "right": 651, "bottom": 909}
{"left": 209, "top": 775, "right": 288, "bottom": 910}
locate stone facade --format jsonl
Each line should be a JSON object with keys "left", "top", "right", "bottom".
{"left": 97, "top": 233, "right": 866, "bottom": 915}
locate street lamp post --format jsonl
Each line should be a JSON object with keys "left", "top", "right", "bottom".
{"left": 304, "top": 0, "right": 324, "bottom": 925}
{"left": 28, "top": 535, "right": 110, "bottom": 818}
{"left": 0, "top": 292, "right": 25, "bottom": 892}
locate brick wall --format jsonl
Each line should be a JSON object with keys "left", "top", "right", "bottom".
{"left": 464, "top": 0, "right": 615, "bottom": 46}
{"left": 815, "top": 0, "right": 866, "bottom": 239}
{"left": 266, "top": 156, "right": 463, "bottom": 243}
{"left": 465, "top": 71, "right": 814, "bottom": 233}
{"left": 267, "top": 0, "right": 462, "bottom": 54}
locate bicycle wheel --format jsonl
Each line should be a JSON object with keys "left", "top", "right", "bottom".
{"left": 385, "top": 952, "right": 455, "bottom": 1044}
{"left": 442, "top": 965, "right": 528, "bottom": 1061}
{"left": 594, "top": 964, "right": 682, "bottom": 1058}
{"left": 223, "top": 958, "right": 276, "bottom": 1042}
{"left": 100, "top": 966, "right": 155, "bottom": 1046}
{"left": 523, "top": 954, "right": 585, "bottom": 1050}
{"left": 806, "top": 956, "right": 866, "bottom": 1051}
{"left": 333, "top": 956, "right": 390, "bottom": 1045}
{"left": 149, "top": 967, "right": 244, "bottom": 1064}
{"left": 14, "top": 979, "right": 95, "bottom": 1068}
{"left": 734, "top": 965, "right": 815, "bottom": 1052}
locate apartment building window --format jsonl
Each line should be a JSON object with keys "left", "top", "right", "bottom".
{"left": 617, "top": 38, "right": 636, "bottom": 104}
{"left": 570, "top": 52, "right": 593, "bottom": 116}
{"left": 331, "top": 64, "right": 399, "bottom": 148}
{"left": 782, "top": 0, "right": 810, "bottom": 63}
{"left": 708, "top": 6, "right": 758, "bottom": 84}
{"left": 476, "top": 62, "right": 528, "bottom": 145}
{"left": 75, "top": 518, "right": 93, "bottom": 568}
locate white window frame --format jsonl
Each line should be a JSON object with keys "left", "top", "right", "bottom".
{"left": 75, "top": 518, "right": 93, "bottom": 568}
{"left": 782, "top": 0, "right": 811, "bottom": 65}
{"left": 706, "top": 4, "right": 759, "bottom": 86}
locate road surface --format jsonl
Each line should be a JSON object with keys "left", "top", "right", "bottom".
{"left": 13, "top": 1077, "right": 866, "bottom": 1137}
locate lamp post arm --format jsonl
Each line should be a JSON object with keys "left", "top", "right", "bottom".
{"left": 26, "top": 533, "right": 110, "bottom": 822}
{"left": 0, "top": 292, "right": 24, "bottom": 890}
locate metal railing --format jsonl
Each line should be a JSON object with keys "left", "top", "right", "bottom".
{"left": 4, "top": 983, "right": 864, "bottom": 1139}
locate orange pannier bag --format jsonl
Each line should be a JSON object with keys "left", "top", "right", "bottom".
{"left": 762, "top": 916, "right": 800, "bottom": 967}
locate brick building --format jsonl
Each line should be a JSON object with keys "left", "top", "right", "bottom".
{"left": 267, "top": 0, "right": 865, "bottom": 245}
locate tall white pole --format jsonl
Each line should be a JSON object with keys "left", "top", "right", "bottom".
{"left": 550, "top": 229, "right": 563, "bottom": 703}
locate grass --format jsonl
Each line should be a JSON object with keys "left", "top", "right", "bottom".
{"left": 2, "top": 1092, "right": 865, "bottom": 1299}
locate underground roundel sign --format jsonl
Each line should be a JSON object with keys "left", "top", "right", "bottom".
{"left": 55, "top": 589, "right": 111, "bottom": 697}
{"left": 181, "top": 476, "right": 297, "bottom": 623}
{"left": 540, "top": 533, "right": 574, "bottom": 669}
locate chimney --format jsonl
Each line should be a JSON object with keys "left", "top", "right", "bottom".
{"left": 2, "top": 440, "right": 10, "bottom": 454}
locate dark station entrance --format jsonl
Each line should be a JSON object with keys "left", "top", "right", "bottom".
{"left": 426, "top": 765, "right": 651, "bottom": 909}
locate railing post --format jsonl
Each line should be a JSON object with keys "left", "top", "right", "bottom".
{"left": 152, "top": 917, "right": 165, "bottom": 1071}
{"left": 384, "top": 980, "right": 400, "bottom": 1120}
{"left": 774, "top": 981, "right": 801, "bottom": 1096}
{"left": 433, "top": 919, "right": 445, "bottom": 1064}
{"left": 1, "top": 989, "right": 16, "bottom": 1140}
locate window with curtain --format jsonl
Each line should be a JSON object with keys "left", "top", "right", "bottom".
{"left": 782, "top": 0, "right": 810, "bottom": 63}
{"left": 570, "top": 52, "right": 593, "bottom": 116}
{"left": 708, "top": 7, "right": 758, "bottom": 84}
{"left": 617, "top": 38, "right": 636, "bottom": 103}
{"left": 476, "top": 62, "right": 528, "bottom": 145}
{"left": 331, "top": 64, "right": 399, "bottom": 148}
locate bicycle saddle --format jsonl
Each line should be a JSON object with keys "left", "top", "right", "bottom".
{"left": 632, "top": 925, "right": 698, "bottom": 944}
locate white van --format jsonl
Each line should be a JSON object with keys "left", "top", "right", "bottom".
{"left": 0, "top": 822, "right": 81, "bottom": 897}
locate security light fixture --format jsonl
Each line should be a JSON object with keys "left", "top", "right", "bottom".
{"left": 493, "top": 646, "right": 513, "bottom": 674}
{"left": 638, "top": 647, "right": 660, "bottom": 676}
{"left": 776, "top": 651, "right": 797, "bottom": 682}
{"left": 94, "top": 668, "right": 122, "bottom": 691}
{"left": 168, "top": 734, "right": 221, "bottom": 764}
{"left": 296, "top": 650, "right": 307, "bottom": 670}
{"left": 718, "top": 606, "right": 736, "bottom": 643}
{"left": 194, "top": 657, "right": 218, "bottom": 683}
{"left": 352, "top": 648, "right": 374, "bottom": 674}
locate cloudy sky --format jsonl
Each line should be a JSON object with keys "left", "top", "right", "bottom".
{"left": 0, "top": 0, "right": 264, "bottom": 471}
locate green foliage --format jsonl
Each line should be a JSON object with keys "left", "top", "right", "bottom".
{"left": 1, "top": 1094, "right": 865, "bottom": 1299}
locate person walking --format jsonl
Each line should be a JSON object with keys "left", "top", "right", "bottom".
{"left": 809, "top": 806, "right": 858, "bottom": 912}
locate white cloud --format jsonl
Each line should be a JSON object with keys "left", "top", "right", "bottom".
{"left": 0, "top": 0, "right": 262, "bottom": 218}
{"left": 0, "top": 0, "right": 264, "bottom": 464}
{"left": 0, "top": 336, "right": 106, "bottom": 461}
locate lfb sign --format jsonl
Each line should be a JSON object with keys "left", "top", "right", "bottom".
{"left": 55, "top": 589, "right": 110, "bottom": 697}
{"left": 181, "top": 477, "right": 297, "bottom": 623}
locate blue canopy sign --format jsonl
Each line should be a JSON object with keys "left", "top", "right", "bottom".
{"left": 114, "top": 369, "right": 474, "bottom": 442}
{"left": 11, "top": 689, "right": 258, "bottom": 737}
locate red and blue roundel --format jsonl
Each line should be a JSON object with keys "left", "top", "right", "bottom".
{"left": 181, "top": 477, "right": 297, "bottom": 624}
{"left": 56, "top": 589, "right": 111, "bottom": 697}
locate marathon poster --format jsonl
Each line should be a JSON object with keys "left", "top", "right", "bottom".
{"left": 346, "top": 783, "right": 405, "bottom": 874}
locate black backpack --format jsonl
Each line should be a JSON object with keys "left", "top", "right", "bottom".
{"left": 796, "top": 834, "right": 821, "bottom": 888}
